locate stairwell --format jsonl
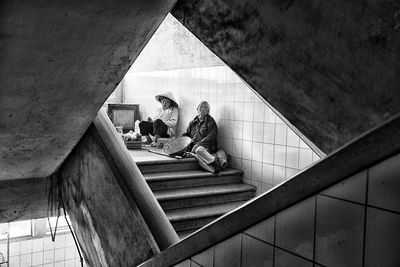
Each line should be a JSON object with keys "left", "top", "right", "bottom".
{"left": 136, "top": 157, "right": 256, "bottom": 237}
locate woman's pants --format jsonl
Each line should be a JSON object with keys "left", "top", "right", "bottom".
{"left": 139, "top": 119, "right": 170, "bottom": 138}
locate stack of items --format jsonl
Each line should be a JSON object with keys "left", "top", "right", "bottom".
{"left": 122, "top": 131, "right": 142, "bottom": 149}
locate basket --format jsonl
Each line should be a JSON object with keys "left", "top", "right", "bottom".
{"left": 163, "top": 136, "right": 192, "bottom": 156}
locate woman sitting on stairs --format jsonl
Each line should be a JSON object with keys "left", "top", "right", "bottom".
{"left": 139, "top": 92, "right": 179, "bottom": 147}
{"left": 182, "top": 100, "right": 222, "bottom": 173}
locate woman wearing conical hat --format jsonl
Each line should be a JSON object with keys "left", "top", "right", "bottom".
{"left": 139, "top": 91, "right": 179, "bottom": 146}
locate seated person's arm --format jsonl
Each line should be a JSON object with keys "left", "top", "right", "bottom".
{"left": 196, "top": 120, "right": 218, "bottom": 147}
{"left": 163, "top": 108, "right": 178, "bottom": 128}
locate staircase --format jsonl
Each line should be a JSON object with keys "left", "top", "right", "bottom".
{"left": 136, "top": 157, "right": 256, "bottom": 237}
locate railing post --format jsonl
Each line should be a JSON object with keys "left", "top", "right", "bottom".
{"left": 93, "top": 110, "right": 179, "bottom": 250}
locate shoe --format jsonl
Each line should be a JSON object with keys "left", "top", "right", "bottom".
{"left": 212, "top": 157, "right": 223, "bottom": 174}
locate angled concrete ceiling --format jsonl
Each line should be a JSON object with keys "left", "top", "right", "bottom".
{"left": 172, "top": 0, "right": 400, "bottom": 153}
{"left": 0, "top": 0, "right": 176, "bottom": 180}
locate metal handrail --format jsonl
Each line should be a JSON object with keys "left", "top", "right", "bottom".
{"left": 139, "top": 113, "right": 400, "bottom": 267}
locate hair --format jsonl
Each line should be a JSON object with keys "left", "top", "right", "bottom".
{"left": 197, "top": 100, "right": 210, "bottom": 113}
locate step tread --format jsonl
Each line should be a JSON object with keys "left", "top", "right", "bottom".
{"left": 166, "top": 201, "right": 246, "bottom": 221}
{"left": 144, "top": 168, "right": 242, "bottom": 181}
{"left": 135, "top": 157, "right": 197, "bottom": 166}
{"left": 154, "top": 184, "right": 256, "bottom": 201}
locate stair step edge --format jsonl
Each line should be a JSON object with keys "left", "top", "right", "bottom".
{"left": 144, "top": 168, "right": 243, "bottom": 181}
{"left": 155, "top": 184, "right": 256, "bottom": 201}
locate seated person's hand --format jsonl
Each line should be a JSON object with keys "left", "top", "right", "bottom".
{"left": 147, "top": 117, "right": 153, "bottom": 123}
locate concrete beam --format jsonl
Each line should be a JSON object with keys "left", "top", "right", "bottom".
{"left": 172, "top": 0, "right": 400, "bottom": 153}
{"left": 0, "top": 0, "right": 176, "bottom": 180}
{"left": 57, "top": 123, "right": 160, "bottom": 266}
{"left": 0, "top": 177, "right": 49, "bottom": 223}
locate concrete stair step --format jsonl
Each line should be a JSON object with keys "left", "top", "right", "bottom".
{"left": 136, "top": 158, "right": 200, "bottom": 173}
{"left": 166, "top": 201, "right": 246, "bottom": 232}
{"left": 155, "top": 184, "right": 256, "bottom": 210}
{"left": 144, "top": 168, "right": 243, "bottom": 190}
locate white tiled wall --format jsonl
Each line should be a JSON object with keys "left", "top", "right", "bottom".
{"left": 122, "top": 65, "right": 321, "bottom": 194}
{"left": 1, "top": 233, "right": 85, "bottom": 267}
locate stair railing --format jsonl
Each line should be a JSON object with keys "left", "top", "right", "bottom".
{"left": 139, "top": 113, "right": 400, "bottom": 266}
{"left": 93, "top": 110, "right": 179, "bottom": 250}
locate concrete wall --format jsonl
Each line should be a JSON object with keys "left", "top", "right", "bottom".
{"left": 172, "top": 0, "right": 400, "bottom": 153}
{"left": 0, "top": 0, "right": 176, "bottom": 181}
{"left": 120, "top": 14, "right": 321, "bottom": 195}
{"left": 56, "top": 125, "right": 158, "bottom": 266}
{"left": 175, "top": 152, "right": 400, "bottom": 267}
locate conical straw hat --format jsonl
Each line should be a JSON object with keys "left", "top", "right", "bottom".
{"left": 155, "top": 91, "right": 179, "bottom": 107}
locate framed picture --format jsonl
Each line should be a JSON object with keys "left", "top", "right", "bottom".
{"left": 107, "top": 104, "right": 139, "bottom": 132}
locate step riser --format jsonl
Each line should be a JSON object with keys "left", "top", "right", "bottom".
{"left": 148, "top": 175, "right": 243, "bottom": 190}
{"left": 172, "top": 217, "right": 221, "bottom": 232}
{"left": 138, "top": 162, "right": 201, "bottom": 174}
{"left": 159, "top": 191, "right": 255, "bottom": 210}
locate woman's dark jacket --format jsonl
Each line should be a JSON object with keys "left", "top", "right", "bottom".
{"left": 182, "top": 114, "right": 218, "bottom": 153}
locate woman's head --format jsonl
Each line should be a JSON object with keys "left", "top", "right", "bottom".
{"left": 197, "top": 101, "right": 210, "bottom": 117}
{"left": 160, "top": 97, "right": 172, "bottom": 110}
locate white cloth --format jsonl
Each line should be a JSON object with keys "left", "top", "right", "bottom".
{"left": 194, "top": 146, "right": 215, "bottom": 164}
{"left": 153, "top": 106, "right": 179, "bottom": 137}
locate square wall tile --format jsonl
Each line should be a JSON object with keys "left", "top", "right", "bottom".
{"left": 262, "top": 144, "right": 274, "bottom": 164}
{"left": 276, "top": 197, "right": 315, "bottom": 260}
{"left": 233, "top": 121, "right": 243, "bottom": 140}
{"left": 315, "top": 195, "right": 364, "bottom": 267}
{"left": 232, "top": 139, "right": 243, "bottom": 158}
{"left": 241, "top": 234, "right": 273, "bottom": 267}
{"left": 225, "top": 102, "right": 234, "bottom": 121}
{"left": 244, "top": 217, "right": 275, "bottom": 244}
{"left": 243, "top": 103, "right": 254, "bottom": 122}
{"left": 242, "top": 122, "right": 253, "bottom": 141}
{"left": 262, "top": 163, "right": 274, "bottom": 185}
{"left": 243, "top": 87, "right": 255, "bottom": 102}
{"left": 264, "top": 107, "right": 276, "bottom": 123}
{"left": 20, "top": 254, "right": 31, "bottom": 267}
{"left": 32, "top": 238, "right": 44, "bottom": 253}
{"left": 32, "top": 251, "right": 44, "bottom": 266}
{"left": 234, "top": 83, "right": 244, "bottom": 102}
{"left": 252, "top": 142, "right": 263, "bottom": 162}
{"left": 242, "top": 140, "right": 252, "bottom": 160}
{"left": 233, "top": 102, "right": 244, "bottom": 121}
{"left": 252, "top": 161, "right": 262, "bottom": 182}
{"left": 275, "top": 125, "right": 287, "bottom": 146}
{"left": 285, "top": 168, "right": 298, "bottom": 179}
{"left": 263, "top": 123, "right": 275, "bottom": 144}
{"left": 286, "top": 147, "right": 299, "bottom": 169}
{"left": 9, "top": 256, "right": 20, "bottom": 267}
{"left": 261, "top": 183, "right": 274, "bottom": 193}
{"left": 274, "top": 248, "right": 313, "bottom": 267}
{"left": 253, "top": 122, "right": 264, "bottom": 142}
{"left": 287, "top": 128, "right": 300, "bottom": 147}
{"left": 214, "top": 234, "right": 241, "bottom": 267}
{"left": 20, "top": 239, "right": 32, "bottom": 254}
{"left": 9, "top": 241, "right": 20, "bottom": 256}
{"left": 273, "top": 165, "right": 286, "bottom": 185}
{"left": 192, "top": 247, "right": 214, "bottom": 267}
{"left": 321, "top": 170, "right": 367, "bottom": 204}
{"left": 274, "top": 145, "right": 286, "bottom": 166}
{"left": 365, "top": 207, "right": 400, "bottom": 267}
{"left": 253, "top": 103, "right": 264, "bottom": 122}
{"left": 298, "top": 149, "right": 313, "bottom": 170}
{"left": 368, "top": 153, "right": 400, "bottom": 213}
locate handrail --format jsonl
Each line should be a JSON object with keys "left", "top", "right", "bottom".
{"left": 93, "top": 110, "right": 179, "bottom": 250}
{"left": 140, "top": 113, "right": 400, "bottom": 266}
